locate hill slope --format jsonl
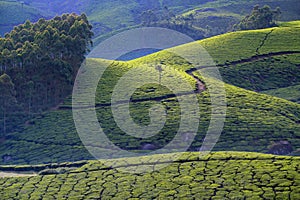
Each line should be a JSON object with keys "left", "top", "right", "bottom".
{"left": 1, "top": 58, "right": 300, "bottom": 164}
{"left": 262, "top": 84, "right": 300, "bottom": 103}
{"left": 0, "top": 1, "right": 48, "bottom": 36}
{"left": 143, "top": 21, "right": 300, "bottom": 92}
{"left": 0, "top": 23, "right": 300, "bottom": 165}
{"left": 0, "top": 152, "right": 299, "bottom": 199}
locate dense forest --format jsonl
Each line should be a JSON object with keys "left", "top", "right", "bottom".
{"left": 0, "top": 13, "right": 93, "bottom": 135}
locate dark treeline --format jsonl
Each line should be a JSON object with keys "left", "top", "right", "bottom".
{"left": 234, "top": 5, "right": 281, "bottom": 30}
{"left": 0, "top": 13, "right": 93, "bottom": 135}
{"left": 140, "top": 7, "right": 206, "bottom": 40}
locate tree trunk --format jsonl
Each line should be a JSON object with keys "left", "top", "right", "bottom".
{"left": 3, "top": 102, "right": 6, "bottom": 136}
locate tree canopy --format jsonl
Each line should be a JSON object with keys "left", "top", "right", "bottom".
{"left": 234, "top": 5, "right": 281, "bottom": 30}
{"left": 0, "top": 13, "right": 93, "bottom": 135}
{"left": 0, "top": 73, "right": 16, "bottom": 136}
{"left": 0, "top": 13, "right": 93, "bottom": 112}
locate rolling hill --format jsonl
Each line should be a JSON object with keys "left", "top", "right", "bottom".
{"left": 0, "top": 4, "right": 300, "bottom": 198}
{"left": 0, "top": 22, "right": 300, "bottom": 165}
{"left": 140, "top": 21, "right": 300, "bottom": 92}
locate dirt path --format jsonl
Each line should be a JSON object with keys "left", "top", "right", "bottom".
{"left": 0, "top": 171, "right": 37, "bottom": 178}
{"left": 186, "top": 71, "right": 206, "bottom": 93}
{"left": 60, "top": 51, "right": 300, "bottom": 110}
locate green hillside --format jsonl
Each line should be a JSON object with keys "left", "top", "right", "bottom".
{"left": 175, "top": 0, "right": 299, "bottom": 38}
{"left": 1, "top": 1, "right": 300, "bottom": 199}
{"left": 0, "top": 22, "right": 300, "bottom": 165}
{"left": 0, "top": 1, "right": 49, "bottom": 36}
{"left": 1, "top": 56, "right": 300, "bottom": 164}
{"left": 0, "top": 152, "right": 299, "bottom": 199}
{"left": 1, "top": 0, "right": 300, "bottom": 39}
{"left": 142, "top": 21, "right": 300, "bottom": 92}
{"left": 262, "top": 85, "right": 300, "bottom": 103}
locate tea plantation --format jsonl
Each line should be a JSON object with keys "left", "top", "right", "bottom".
{"left": 1, "top": 57, "right": 300, "bottom": 164}
{"left": 0, "top": 152, "right": 299, "bottom": 199}
{"left": 1, "top": 23, "right": 300, "bottom": 165}
{"left": 262, "top": 84, "right": 300, "bottom": 103}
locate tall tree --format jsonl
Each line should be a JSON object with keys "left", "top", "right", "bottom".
{"left": 0, "top": 74, "right": 17, "bottom": 136}
{"left": 0, "top": 13, "right": 93, "bottom": 113}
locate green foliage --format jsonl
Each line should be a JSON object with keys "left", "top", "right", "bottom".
{"left": 278, "top": 20, "right": 300, "bottom": 28}
{"left": 0, "top": 24, "right": 300, "bottom": 164}
{"left": 220, "top": 56, "right": 300, "bottom": 92}
{"left": 2, "top": 0, "right": 300, "bottom": 42}
{"left": 1, "top": 56, "right": 300, "bottom": 164}
{"left": 0, "top": 152, "right": 299, "bottom": 199}
{"left": 234, "top": 5, "right": 281, "bottom": 30}
{"left": 0, "top": 73, "right": 17, "bottom": 136}
{"left": 262, "top": 84, "right": 300, "bottom": 103}
{"left": 0, "top": 13, "right": 93, "bottom": 134}
{"left": 139, "top": 7, "right": 206, "bottom": 40}
{"left": 0, "top": 110, "right": 93, "bottom": 165}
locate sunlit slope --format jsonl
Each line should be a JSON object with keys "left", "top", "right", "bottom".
{"left": 0, "top": 152, "right": 299, "bottom": 199}
{"left": 138, "top": 22, "right": 300, "bottom": 93}
{"left": 1, "top": 57, "right": 300, "bottom": 165}
{"left": 1, "top": 23, "right": 300, "bottom": 165}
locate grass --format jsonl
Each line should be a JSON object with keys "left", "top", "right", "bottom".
{"left": 278, "top": 20, "right": 300, "bottom": 27}
{"left": 0, "top": 152, "right": 299, "bottom": 199}
{"left": 195, "top": 0, "right": 300, "bottom": 21}
{"left": 0, "top": 13, "right": 300, "bottom": 200}
{"left": 140, "top": 23, "right": 300, "bottom": 91}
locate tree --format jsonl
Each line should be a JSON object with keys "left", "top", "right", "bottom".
{"left": 234, "top": 5, "right": 281, "bottom": 30}
{"left": 0, "top": 13, "right": 93, "bottom": 113}
{"left": 161, "top": 6, "right": 175, "bottom": 24}
{"left": 140, "top": 10, "right": 158, "bottom": 26}
{"left": 26, "top": 81, "right": 34, "bottom": 116}
{"left": 0, "top": 74, "right": 17, "bottom": 136}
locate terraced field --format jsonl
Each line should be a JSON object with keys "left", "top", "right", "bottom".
{"left": 0, "top": 152, "right": 299, "bottom": 199}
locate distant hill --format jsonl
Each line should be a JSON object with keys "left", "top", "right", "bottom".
{"left": 0, "top": 1, "right": 49, "bottom": 36}
{"left": 1, "top": 0, "right": 300, "bottom": 39}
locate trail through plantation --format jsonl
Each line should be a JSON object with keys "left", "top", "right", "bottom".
{"left": 0, "top": 171, "right": 37, "bottom": 178}
{"left": 60, "top": 51, "right": 300, "bottom": 111}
